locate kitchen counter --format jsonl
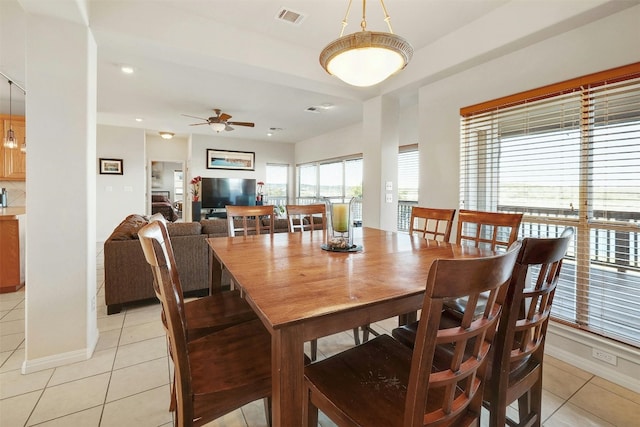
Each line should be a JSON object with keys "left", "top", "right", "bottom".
{"left": 0, "top": 207, "right": 26, "bottom": 293}
{"left": 0, "top": 206, "right": 26, "bottom": 217}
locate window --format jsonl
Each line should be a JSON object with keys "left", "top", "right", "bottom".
{"left": 460, "top": 63, "right": 640, "bottom": 347}
{"left": 265, "top": 163, "right": 288, "bottom": 205}
{"left": 297, "top": 156, "right": 363, "bottom": 202}
{"left": 397, "top": 144, "right": 419, "bottom": 231}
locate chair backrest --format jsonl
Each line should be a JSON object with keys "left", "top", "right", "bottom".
{"left": 286, "top": 203, "right": 326, "bottom": 233}
{"left": 408, "top": 207, "right": 456, "bottom": 242}
{"left": 225, "top": 205, "right": 275, "bottom": 237}
{"left": 403, "top": 241, "right": 521, "bottom": 426}
{"left": 456, "top": 209, "right": 523, "bottom": 251}
{"left": 487, "top": 227, "right": 574, "bottom": 422}
{"left": 138, "top": 221, "right": 195, "bottom": 423}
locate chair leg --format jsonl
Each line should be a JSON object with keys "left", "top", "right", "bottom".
{"left": 517, "top": 392, "right": 531, "bottom": 426}
{"left": 304, "top": 392, "right": 319, "bottom": 427}
{"left": 311, "top": 339, "right": 318, "bottom": 362}
{"left": 169, "top": 376, "right": 177, "bottom": 412}
{"left": 362, "top": 324, "right": 369, "bottom": 342}
{"left": 530, "top": 383, "right": 543, "bottom": 427}
{"left": 353, "top": 328, "right": 361, "bottom": 345}
{"left": 263, "top": 397, "right": 272, "bottom": 427}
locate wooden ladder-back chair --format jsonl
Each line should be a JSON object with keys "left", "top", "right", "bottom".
{"left": 408, "top": 206, "right": 456, "bottom": 242}
{"left": 392, "top": 228, "right": 574, "bottom": 427}
{"left": 440, "top": 209, "right": 524, "bottom": 319}
{"left": 365, "top": 207, "right": 455, "bottom": 344}
{"left": 304, "top": 242, "right": 521, "bottom": 427}
{"left": 138, "top": 221, "right": 272, "bottom": 426}
{"left": 456, "top": 209, "right": 523, "bottom": 251}
{"left": 226, "top": 205, "right": 275, "bottom": 237}
{"left": 486, "top": 227, "right": 574, "bottom": 427}
{"left": 286, "top": 203, "right": 326, "bottom": 233}
{"left": 146, "top": 216, "right": 257, "bottom": 341}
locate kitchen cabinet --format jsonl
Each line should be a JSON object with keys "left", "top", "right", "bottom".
{"left": 0, "top": 115, "right": 26, "bottom": 181}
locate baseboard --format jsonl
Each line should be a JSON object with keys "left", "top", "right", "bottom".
{"left": 545, "top": 322, "right": 640, "bottom": 393}
{"left": 21, "top": 329, "right": 100, "bottom": 374}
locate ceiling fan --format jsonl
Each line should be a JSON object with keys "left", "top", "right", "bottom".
{"left": 183, "top": 109, "right": 255, "bottom": 133}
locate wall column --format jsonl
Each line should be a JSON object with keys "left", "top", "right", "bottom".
{"left": 362, "top": 96, "right": 399, "bottom": 231}
{"left": 23, "top": 12, "right": 98, "bottom": 372}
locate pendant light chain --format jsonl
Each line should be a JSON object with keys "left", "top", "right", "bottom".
{"left": 380, "top": 0, "right": 394, "bottom": 33}
{"left": 339, "top": 0, "right": 353, "bottom": 37}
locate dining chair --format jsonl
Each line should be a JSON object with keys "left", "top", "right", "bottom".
{"left": 456, "top": 209, "right": 523, "bottom": 251}
{"left": 146, "top": 217, "right": 257, "bottom": 340}
{"left": 303, "top": 241, "right": 521, "bottom": 427}
{"left": 392, "top": 228, "right": 574, "bottom": 427}
{"left": 441, "top": 209, "right": 524, "bottom": 318}
{"left": 286, "top": 203, "right": 326, "bottom": 233}
{"left": 408, "top": 206, "right": 456, "bottom": 242}
{"left": 226, "top": 205, "right": 275, "bottom": 237}
{"left": 366, "top": 206, "right": 454, "bottom": 343}
{"left": 139, "top": 220, "right": 260, "bottom": 415}
{"left": 485, "top": 227, "right": 573, "bottom": 427}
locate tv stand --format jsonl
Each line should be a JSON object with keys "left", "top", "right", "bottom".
{"left": 206, "top": 208, "right": 226, "bottom": 219}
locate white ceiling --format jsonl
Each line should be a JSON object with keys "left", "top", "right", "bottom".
{"left": 1, "top": 0, "right": 637, "bottom": 143}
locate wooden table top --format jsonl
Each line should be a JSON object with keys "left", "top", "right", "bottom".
{"left": 207, "top": 227, "right": 493, "bottom": 330}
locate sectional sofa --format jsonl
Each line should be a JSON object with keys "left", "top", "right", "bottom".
{"left": 103, "top": 214, "right": 290, "bottom": 314}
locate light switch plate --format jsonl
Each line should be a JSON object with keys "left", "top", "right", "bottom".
{"left": 385, "top": 181, "right": 393, "bottom": 191}
{"left": 385, "top": 193, "right": 393, "bottom": 203}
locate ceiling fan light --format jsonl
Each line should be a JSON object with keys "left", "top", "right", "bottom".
{"left": 210, "top": 122, "right": 226, "bottom": 133}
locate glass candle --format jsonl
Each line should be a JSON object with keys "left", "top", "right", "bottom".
{"left": 332, "top": 203, "right": 349, "bottom": 233}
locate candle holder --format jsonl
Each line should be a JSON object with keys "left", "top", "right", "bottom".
{"left": 322, "top": 197, "right": 361, "bottom": 252}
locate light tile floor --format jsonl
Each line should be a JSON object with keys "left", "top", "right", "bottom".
{"left": 1, "top": 245, "right": 639, "bottom": 426}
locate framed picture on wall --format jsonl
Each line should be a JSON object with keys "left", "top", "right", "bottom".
{"left": 99, "top": 158, "right": 124, "bottom": 175}
{"left": 206, "top": 149, "right": 255, "bottom": 171}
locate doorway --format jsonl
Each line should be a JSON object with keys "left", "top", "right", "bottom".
{"left": 149, "top": 160, "right": 185, "bottom": 221}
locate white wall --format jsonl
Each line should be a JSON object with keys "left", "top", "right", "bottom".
{"left": 96, "top": 125, "right": 146, "bottom": 242}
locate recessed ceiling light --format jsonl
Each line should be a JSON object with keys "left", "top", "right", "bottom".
{"left": 159, "top": 131, "right": 174, "bottom": 139}
{"left": 121, "top": 65, "right": 134, "bottom": 74}
{"left": 135, "top": 118, "right": 143, "bottom": 122}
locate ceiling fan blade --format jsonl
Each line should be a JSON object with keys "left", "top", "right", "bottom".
{"left": 227, "top": 121, "right": 255, "bottom": 127}
{"left": 182, "top": 114, "right": 209, "bottom": 121}
{"left": 220, "top": 113, "right": 232, "bottom": 121}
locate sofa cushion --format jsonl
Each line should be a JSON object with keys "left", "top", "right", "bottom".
{"left": 167, "top": 222, "right": 202, "bottom": 236}
{"left": 107, "top": 214, "right": 148, "bottom": 241}
{"left": 200, "top": 219, "right": 228, "bottom": 235}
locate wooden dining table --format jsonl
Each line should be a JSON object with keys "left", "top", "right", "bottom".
{"left": 207, "top": 227, "right": 494, "bottom": 426}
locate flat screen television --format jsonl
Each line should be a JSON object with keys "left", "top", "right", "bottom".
{"left": 201, "top": 177, "right": 256, "bottom": 209}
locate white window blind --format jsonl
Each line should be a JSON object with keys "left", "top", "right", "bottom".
{"left": 398, "top": 145, "right": 419, "bottom": 202}
{"left": 460, "top": 63, "right": 640, "bottom": 347}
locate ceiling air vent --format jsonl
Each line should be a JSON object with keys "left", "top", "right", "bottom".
{"left": 276, "top": 8, "right": 306, "bottom": 25}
